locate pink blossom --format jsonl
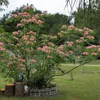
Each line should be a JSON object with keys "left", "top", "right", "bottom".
{"left": 12, "top": 14, "right": 18, "bottom": 18}
{"left": 0, "top": 42, "right": 4, "bottom": 46}
{"left": 19, "top": 59, "right": 26, "bottom": 63}
{"left": 61, "top": 25, "right": 67, "bottom": 28}
{"left": 68, "top": 25, "right": 74, "bottom": 29}
{"left": 87, "top": 36, "right": 94, "bottom": 39}
{"left": 22, "top": 35, "right": 28, "bottom": 41}
{"left": 57, "top": 50, "right": 60, "bottom": 52}
{"left": 45, "top": 50, "right": 51, "bottom": 54}
{"left": 27, "top": 31, "right": 36, "bottom": 35}
{"left": 37, "top": 20, "right": 43, "bottom": 24}
{"left": 32, "top": 17, "right": 37, "bottom": 22}
{"left": 98, "top": 48, "right": 100, "bottom": 52}
{"left": 67, "top": 42, "right": 73, "bottom": 47}
{"left": 58, "top": 45, "right": 63, "bottom": 50}
{"left": 47, "top": 56, "right": 52, "bottom": 59}
{"left": 31, "top": 59, "right": 36, "bottom": 63}
{"left": 59, "top": 51, "right": 64, "bottom": 55}
{"left": 19, "top": 64, "right": 24, "bottom": 67}
{"left": 0, "top": 47, "right": 5, "bottom": 51}
{"left": 78, "top": 29, "right": 83, "bottom": 32}
{"left": 84, "top": 31, "right": 89, "bottom": 35}
{"left": 83, "top": 52, "right": 89, "bottom": 55}
{"left": 25, "top": 6, "right": 30, "bottom": 9}
{"left": 87, "top": 45, "right": 97, "bottom": 49}
{"left": 30, "top": 36, "right": 34, "bottom": 41}
{"left": 69, "top": 50, "right": 73, "bottom": 54}
{"left": 13, "top": 31, "right": 18, "bottom": 35}
{"left": 37, "top": 47, "right": 42, "bottom": 50}
{"left": 17, "top": 23, "right": 22, "bottom": 27}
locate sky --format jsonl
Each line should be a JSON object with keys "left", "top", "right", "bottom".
{"left": 0, "top": 0, "right": 79, "bottom": 17}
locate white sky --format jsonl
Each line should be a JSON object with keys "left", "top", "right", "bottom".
{"left": 0, "top": 0, "right": 79, "bottom": 17}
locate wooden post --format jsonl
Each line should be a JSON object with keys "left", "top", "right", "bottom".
{"left": 15, "top": 82, "right": 24, "bottom": 97}
{"left": 5, "top": 84, "right": 15, "bottom": 97}
{"left": 0, "top": 89, "right": 5, "bottom": 95}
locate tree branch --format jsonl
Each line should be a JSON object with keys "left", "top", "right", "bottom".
{"left": 51, "top": 60, "right": 92, "bottom": 77}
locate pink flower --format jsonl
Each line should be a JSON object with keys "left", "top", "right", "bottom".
{"left": 61, "top": 25, "right": 67, "bottom": 28}
{"left": 0, "top": 42, "right": 4, "bottom": 46}
{"left": 13, "top": 31, "right": 18, "bottom": 35}
{"left": 27, "top": 31, "right": 36, "bottom": 35}
{"left": 78, "top": 29, "right": 83, "bottom": 32}
{"left": 45, "top": 50, "right": 51, "bottom": 54}
{"left": 87, "top": 45, "right": 97, "bottom": 49}
{"left": 19, "top": 64, "right": 24, "bottom": 67}
{"left": 37, "top": 47, "right": 42, "bottom": 50}
{"left": 98, "top": 48, "right": 100, "bottom": 52}
{"left": 47, "top": 56, "right": 52, "bottom": 59}
{"left": 17, "top": 23, "right": 22, "bottom": 27}
{"left": 30, "top": 36, "right": 34, "bottom": 41}
{"left": 84, "top": 31, "right": 89, "bottom": 35}
{"left": 22, "top": 35, "right": 28, "bottom": 41}
{"left": 58, "top": 45, "right": 63, "bottom": 50}
{"left": 12, "top": 14, "right": 18, "bottom": 18}
{"left": 25, "top": 6, "right": 30, "bottom": 9}
{"left": 67, "top": 42, "right": 73, "bottom": 47}
{"left": 83, "top": 52, "right": 89, "bottom": 55}
{"left": 87, "top": 36, "right": 94, "bottom": 39}
{"left": 68, "top": 25, "right": 74, "bottom": 29}
{"left": 19, "top": 59, "right": 26, "bottom": 63}
{"left": 31, "top": 60, "right": 36, "bottom": 63}
{"left": 0, "top": 47, "right": 5, "bottom": 51}
{"left": 69, "top": 50, "right": 73, "bottom": 54}
{"left": 37, "top": 20, "right": 43, "bottom": 24}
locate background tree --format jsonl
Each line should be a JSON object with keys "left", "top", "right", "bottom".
{"left": 74, "top": 1, "right": 100, "bottom": 45}
{"left": 0, "top": 0, "right": 9, "bottom": 11}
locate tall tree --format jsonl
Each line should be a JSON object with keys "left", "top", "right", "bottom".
{"left": 0, "top": 0, "right": 9, "bottom": 11}
{"left": 74, "top": 0, "right": 100, "bottom": 44}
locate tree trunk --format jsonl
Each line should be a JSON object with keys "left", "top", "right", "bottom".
{"left": 5, "top": 84, "right": 15, "bottom": 97}
{"left": 69, "top": 71, "right": 74, "bottom": 80}
{"left": 15, "top": 82, "right": 24, "bottom": 97}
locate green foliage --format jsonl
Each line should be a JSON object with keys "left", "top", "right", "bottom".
{"left": 74, "top": 1, "right": 100, "bottom": 45}
{"left": 40, "top": 13, "right": 69, "bottom": 35}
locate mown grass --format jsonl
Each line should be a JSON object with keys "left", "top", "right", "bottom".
{"left": 0, "top": 63, "right": 100, "bottom": 100}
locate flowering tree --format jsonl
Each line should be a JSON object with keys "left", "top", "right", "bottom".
{"left": 0, "top": 5, "right": 100, "bottom": 88}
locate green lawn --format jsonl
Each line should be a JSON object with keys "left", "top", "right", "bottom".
{"left": 0, "top": 63, "right": 100, "bottom": 100}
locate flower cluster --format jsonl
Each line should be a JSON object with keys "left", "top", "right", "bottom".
{"left": 0, "top": 42, "right": 5, "bottom": 52}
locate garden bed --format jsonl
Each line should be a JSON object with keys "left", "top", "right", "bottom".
{"left": 29, "top": 86, "right": 57, "bottom": 97}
